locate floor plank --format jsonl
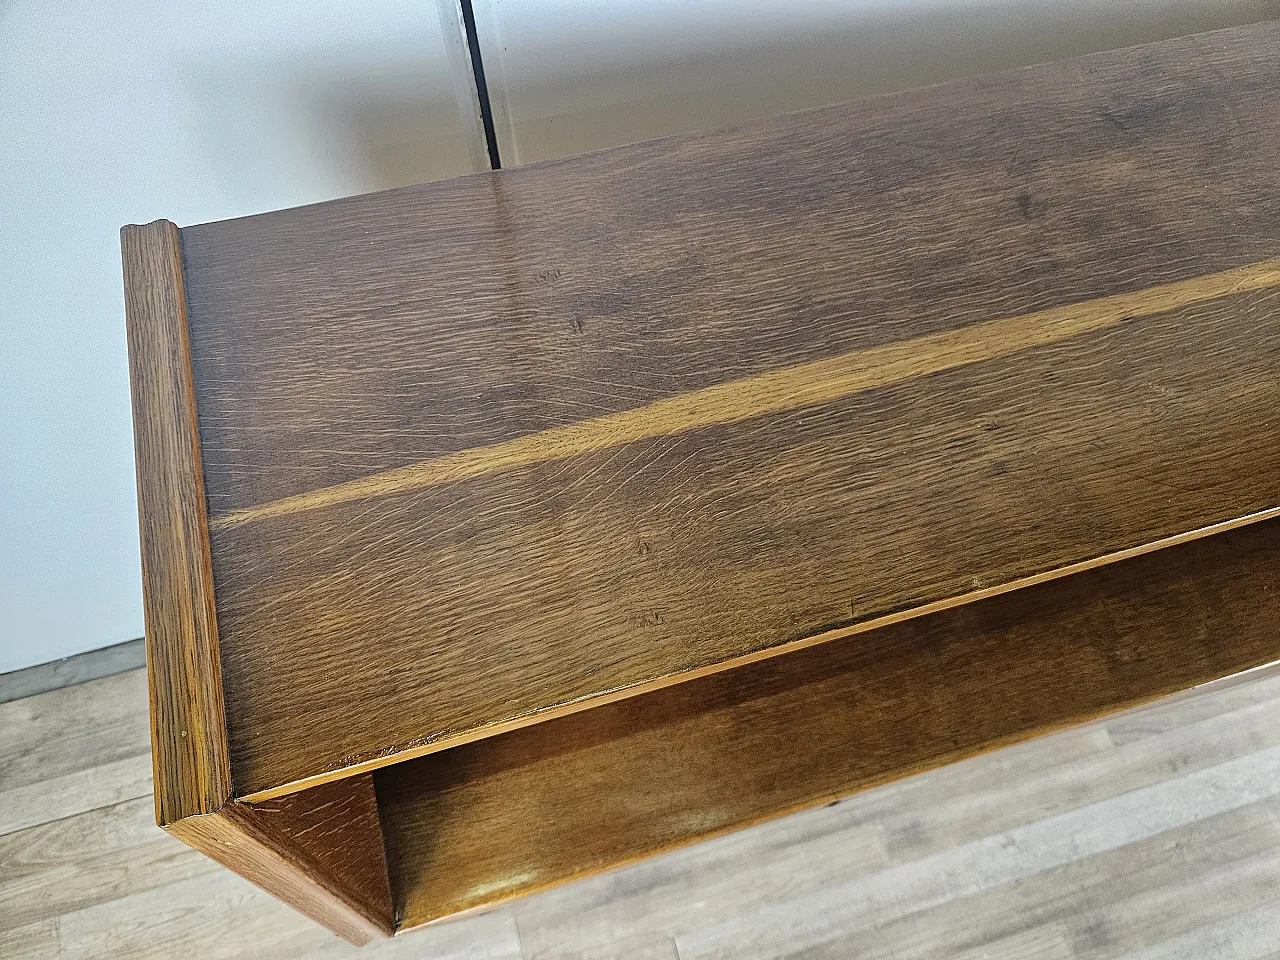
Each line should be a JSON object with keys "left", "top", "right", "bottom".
{"left": 52, "top": 866, "right": 524, "bottom": 960}
{"left": 779, "top": 798, "right": 1280, "bottom": 960}
{"left": 0, "top": 669, "right": 150, "bottom": 792}
{"left": 0, "top": 919, "right": 59, "bottom": 960}
{"left": 304, "top": 910, "right": 524, "bottom": 960}
{"left": 0, "top": 638, "right": 145, "bottom": 705}
{"left": 949, "top": 925, "right": 1075, "bottom": 960}
{"left": 53, "top": 870, "right": 336, "bottom": 960}
{"left": 655, "top": 747, "right": 1280, "bottom": 959}
{"left": 1118, "top": 901, "right": 1280, "bottom": 960}
{"left": 1104, "top": 666, "right": 1280, "bottom": 746}
{"left": 0, "top": 796, "right": 215, "bottom": 933}
{"left": 875, "top": 690, "right": 1280, "bottom": 863}
{"left": 0, "top": 667, "right": 153, "bottom": 840}
{"left": 0, "top": 753, "right": 152, "bottom": 837}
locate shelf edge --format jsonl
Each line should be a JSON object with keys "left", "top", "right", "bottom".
{"left": 122, "top": 219, "right": 231, "bottom": 826}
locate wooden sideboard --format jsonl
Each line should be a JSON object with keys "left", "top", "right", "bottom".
{"left": 122, "top": 20, "right": 1280, "bottom": 943}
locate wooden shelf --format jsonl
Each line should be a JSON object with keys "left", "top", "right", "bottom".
{"left": 121, "top": 20, "right": 1280, "bottom": 943}
{"left": 376, "top": 518, "right": 1280, "bottom": 928}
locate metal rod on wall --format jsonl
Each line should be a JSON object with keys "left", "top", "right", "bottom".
{"left": 458, "top": 0, "right": 502, "bottom": 170}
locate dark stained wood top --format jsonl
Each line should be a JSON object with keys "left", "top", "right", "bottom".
{"left": 169, "top": 22, "right": 1280, "bottom": 799}
{"left": 378, "top": 518, "right": 1280, "bottom": 929}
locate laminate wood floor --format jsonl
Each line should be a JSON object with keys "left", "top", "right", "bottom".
{"left": 3, "top": 664, "right": 1280, "bottom": 959}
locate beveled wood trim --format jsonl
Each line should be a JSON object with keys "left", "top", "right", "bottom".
{"left": 121, "top": 220, "right": 230, "bottom": 826}
{"left": 169, "top": 778, "right": 395, "bottom": 944}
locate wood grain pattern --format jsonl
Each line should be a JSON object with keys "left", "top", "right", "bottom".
{"left": 170, "top": 777, "right": 394, "bottom": 944}
{"left": 208, "top": 255, "right": 1280, "bottom": 530}
{"left": 236, "top": 775, "right": 394, "bottom": 934}
{"left": 376, "top": 519, "right": 1280, "bottom": 929}
{"left": 176, "top": 21, "right": 1280, "bottom": 803}
{"left": 183, "top": 21, "right": 1280, "bottom": 520}
{"left": 121, "top": 220, "right": 229, "bottom": 826}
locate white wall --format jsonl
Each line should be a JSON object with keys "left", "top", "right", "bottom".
{"left": 477, "top": 0, "right": 1280, "bottom": 164}
{"left": 0, "top": 0, "right": 476, "bottom": 673}
{"left": 1, "top": 0, "right": 1275, "bottom": 673}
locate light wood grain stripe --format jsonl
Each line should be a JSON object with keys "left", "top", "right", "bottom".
{"left": 210, "top": 258, "right": 1280, "bottom": 530}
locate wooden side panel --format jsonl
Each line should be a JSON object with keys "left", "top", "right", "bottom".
{"left": 121, "top": 220, "right": 230, "bottom": 825}
{"left": 377, "top": 518, "right": 1280, "bottom": 929}
{"left": 170, "top": 774, "right": 394, "bottom": 944}
{"left": 122, "top": 224, "right": 393, "bottom": 944}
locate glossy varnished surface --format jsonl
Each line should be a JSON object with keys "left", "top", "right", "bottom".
{"left": 178, "top": 23, "right": 1280, "bottom": 797}
{"left": 377, "top": 520, "right": 1280, "bottom": 928}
